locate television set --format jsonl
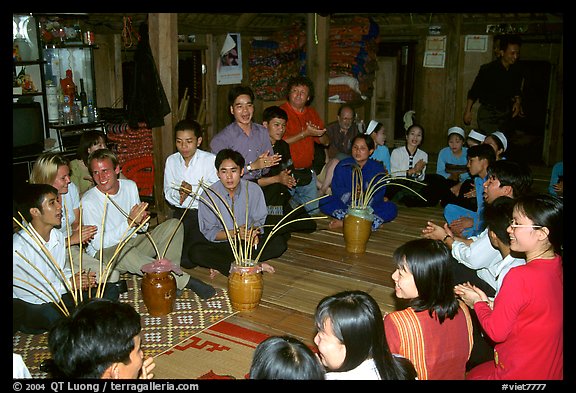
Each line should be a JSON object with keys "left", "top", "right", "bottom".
{"left": 13, "top": 101, "right": 45, "bottom": 158}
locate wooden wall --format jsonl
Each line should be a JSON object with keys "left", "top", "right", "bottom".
{"left": 92, "top": 13, "right": 563, "bottom": 218}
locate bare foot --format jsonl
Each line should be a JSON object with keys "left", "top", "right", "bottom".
{"left": 328, "top": 219, "right": 343, "bottom": 230}
{"left": 259, "top": 262, "right": 275, "bottom": 274}
{"left": 209, "top": 268, "right": 219, "bottom": 279}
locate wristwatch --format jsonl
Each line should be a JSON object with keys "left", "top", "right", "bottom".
{"left": 246, "top": 164, "right": 253, "bottom": 172}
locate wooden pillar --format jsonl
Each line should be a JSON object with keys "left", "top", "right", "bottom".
{"left": 306, "top": 13, "right": 329, "bottom": 123}
{"left": 148, "top": 13, "right": 178, "bottom": 220}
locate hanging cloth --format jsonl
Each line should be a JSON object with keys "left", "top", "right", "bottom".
{"left": 127, "top": 21, "right": 171, "bottom": 129}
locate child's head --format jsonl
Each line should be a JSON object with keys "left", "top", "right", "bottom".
{"left": 228, "top": 85, "right": 255, "bottom": 123}
{"left": 392, "top": 238, "right": 459, "bottom": 323}
{"left": 250, "top": 335, "right": 325, "bottom": 380}
{"left": 214, "top": 148, "right": 245, "bottom": 192}
{"left": 466, "top": 143, "right": 496, "bottom": 177}
{"left": 366, "top": 120, "right": 386, "bottom": 146}
{"left": 262, "top": 106, "right": 288, "bottom": 142}
{"left": 510, "top": 193, "right": 563, "bottom": 255}
{"left": 174, "top": 119, "right": 203, "bottom": 160}
{"left": 447, "top": 127, "right": 465, "bottom": 152}
{"left": 466, "top": 129, "right": 486, "bottom": 147}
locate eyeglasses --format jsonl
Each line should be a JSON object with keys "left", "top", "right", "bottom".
{"left": 508, "top": 219, "right": 543, "bottom": 229}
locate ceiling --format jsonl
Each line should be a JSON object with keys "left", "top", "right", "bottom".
{"left": 43, "top": 13, "right": 563, "bottom": 37}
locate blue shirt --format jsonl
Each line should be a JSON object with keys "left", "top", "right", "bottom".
{"left": 370, "top": 145, "right": 391, "bottom": 174}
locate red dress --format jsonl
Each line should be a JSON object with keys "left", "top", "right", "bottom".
{"left": 384, "top": 301, "right": 473, "bottom": 379}
{"left": 467, "top": 255, "right": 563, "bottom": 380}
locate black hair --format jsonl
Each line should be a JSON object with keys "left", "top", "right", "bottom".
{"left": 467, "top": 143, "right": 496, "bottom": 166}
{"left": 393, "top": 239, "right": 460, "bottom": 323}
{"left": 405, "top": 124, "right": 425, "bottom": 145}
{"left": 499, "top": 35, "right": 522, "bottom": 51}
{"left": 174, "top": 119, "right": 203, "bottom": 139}
{"left": 315, "top": 290, "right": 417, "bottom": 380}
{"left": 13, "top": 183, "right": 59, "bottom": 224}
{"left": 488, "top": 160, "right": 533, "bottom": 198}
{"left": 484, "top": 196, "right": 516, "bottom": 246}
{"left": 48, "top": 298, "right": 141, "bottom": 378}
{"left": 250, "top": 335, "right": 325, "bottom": 380}
{"left": 215, "top": 148, "right": 245, "bottom": 170}
{"left": 351, "top": 133, "right": 375, "bottom": 151}
{"left": 228, "top": 85, "right": 255, "bottom": 107}
{"left": 262, "top": 105, "right": 288, "bottom": 123}
{"left": 513, "top": 193, "right": 563, "bottom": 254}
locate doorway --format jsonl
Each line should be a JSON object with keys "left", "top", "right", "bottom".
{"left": 374, "top": 42, "right": 417, "bottom": 144}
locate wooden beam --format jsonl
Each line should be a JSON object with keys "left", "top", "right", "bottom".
{"left": 306, "top": 13, "right": 329, "bottom": 124}
{"left": 148, "top": 13, "right": 178, "bottom": 220}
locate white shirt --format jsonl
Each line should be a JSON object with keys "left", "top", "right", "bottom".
{"left": 13, "top": 353, "right": 31, "bottom": 378}
{"left": 13, "top": 225, "right": 71, "bottom": 304}
{"left": 451, "top": 228, "right": 510, "bottom": 291}
{"left": 491, "top": 254, "right": 526, "bottom": 298}
{"left": 325, "top": 358, "right": 381, "bottom": 380}
{"left": 81, "top": 179, "right": 144, "bottom": 257}
{"left": 389, "top": 146, "right": 428, "bottom": 181}
{"left": 163, "top": 149, "right": 219, "bottom": 210}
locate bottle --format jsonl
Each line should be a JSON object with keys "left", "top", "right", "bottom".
{"left": 73, "top": 99, "right": 82, "bottom": 124}
{"left": 87, "top": 100, "right": 95, "bottom": 122}
{"left": 79, "top": 78, "right": 88, "bottom": 110}
{"left": 63, "top": 95, "right": 72, "bottom": 125}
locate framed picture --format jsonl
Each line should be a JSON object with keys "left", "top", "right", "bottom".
{"left": 465, "top": 35, "right": 489, "bottom": 52}
{"left": 423, "top": 51, "right": 445, "bottom": 68}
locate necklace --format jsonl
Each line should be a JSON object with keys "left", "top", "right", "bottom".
{"left": 527, "top": 246, "right": 555, "bottom": 262}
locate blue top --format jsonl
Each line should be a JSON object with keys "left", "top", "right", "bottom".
{"left": 548, "top": 161, "right": 563, "bottom": 196}
{"left": 436, "top": 146, "right": 470, "bottom": 182}
{"left": 370, "top": 145, "right": 391, "bottom": 174}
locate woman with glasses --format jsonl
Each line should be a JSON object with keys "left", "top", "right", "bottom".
{"left": 455, "top": 193, "right": 563, "bottom": 380}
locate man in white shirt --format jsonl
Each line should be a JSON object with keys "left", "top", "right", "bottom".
{"left": 163, "top": 119, "right": 219, "bottom": 268}
{"left": 82, "top": 148, "right": 216, "bottom": 299}
{"left": 13, "top": 184, "right": 116, "bottom": 334}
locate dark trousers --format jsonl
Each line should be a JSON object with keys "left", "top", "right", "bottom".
{"left": 13, "top": 284, "right": 119, "bottom": 335}
{"left": 172, "top": 207, "right": 203, "bottom": 268}
{"left": 188, "top": 234, "right": 288, "bottom": 276}
{"left": 451, "top": 260, "right": 496, "bottom": 371}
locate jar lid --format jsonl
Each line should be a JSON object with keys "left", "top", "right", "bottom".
{"left": 141, "top": 258, "right": 183, "bottom": 275}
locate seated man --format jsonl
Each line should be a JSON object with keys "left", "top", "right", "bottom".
{"left": 189, "top": 148, "right": 287, "bottom": 277}
{"left": 81, "top": 148, "right": 216, "bottom": 299}
{"left": 13, "top": 183, "right": 118, "bottom": 335}
{"left": 443, "top": 143, "right": 496, "bottom": 238}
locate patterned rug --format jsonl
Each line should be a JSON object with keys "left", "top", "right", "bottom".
{"left": 13, "top": 274, "right": 235, "bottom": 378}
{"left": 153, "top": 319, "right": 270, "bottom": 379}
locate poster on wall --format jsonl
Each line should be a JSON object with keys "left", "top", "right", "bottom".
{"left": 217, "top": 33, "right": 242, "bottom": 85}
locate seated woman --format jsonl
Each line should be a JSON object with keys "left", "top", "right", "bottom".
{"left": 314, "top": 290, "right": 417, "bottom": 380}
{"left": 319, "top": 134, "right": 398, "bottom": 231}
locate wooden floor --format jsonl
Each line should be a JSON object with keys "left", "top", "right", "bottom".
{"left": 181, "top": 162, "right": 552, "bottom": 348}
{"left": 183, "top": 203, "right": 443, "bottom": 347}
